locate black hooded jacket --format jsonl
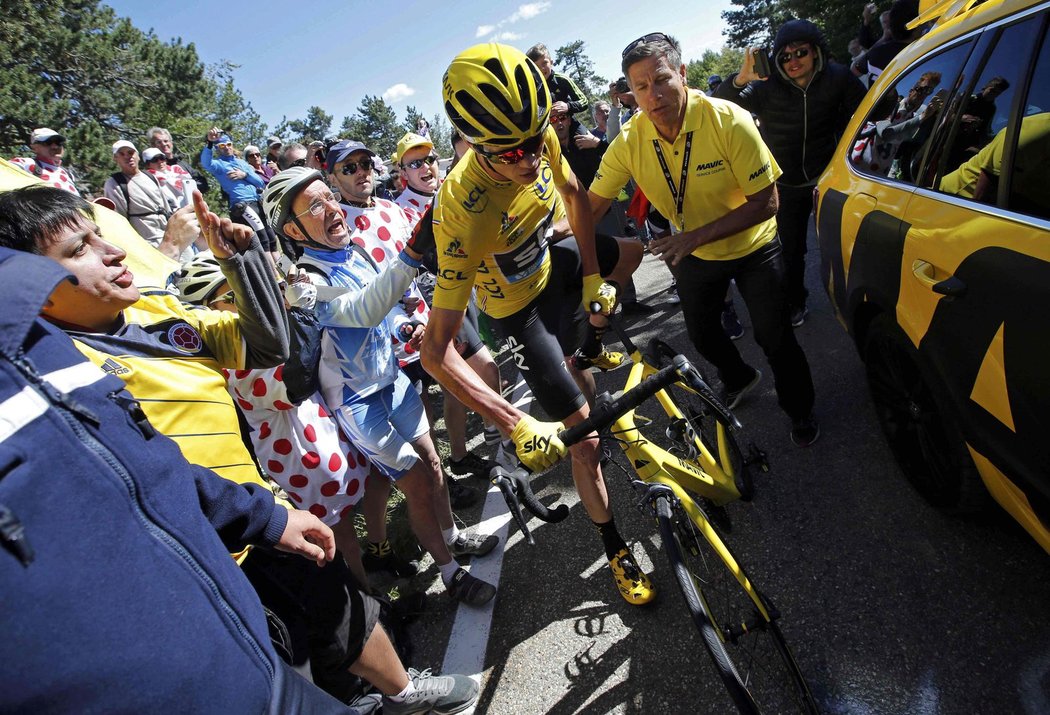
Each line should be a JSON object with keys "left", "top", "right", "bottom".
{"left": 716, "top": 19, "right": 867, "bottom": 187}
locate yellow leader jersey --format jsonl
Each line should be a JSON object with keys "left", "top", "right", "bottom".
{"left": 431, "top": 126, "right": 570, "bottom": 319}
{"left": 591, "top": 90, "right": 781, "bottom": 261}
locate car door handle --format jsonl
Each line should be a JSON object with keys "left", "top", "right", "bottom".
{"left": 911, "top": 260, "right": 967, "bottom": 296}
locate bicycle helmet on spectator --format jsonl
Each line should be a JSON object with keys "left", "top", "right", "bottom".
{"left": 175, "top": 252, "right": 225, "bottom": 306}
{"left": 262, "top": 166, "right": 325, "bottom": 239}
{"left": 442, "top": 43, "right": 551, "bottom": 148}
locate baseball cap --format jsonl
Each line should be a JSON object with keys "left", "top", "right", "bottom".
{"left": 267, "top": 135, "right": 282, "bottom": 148}
{"left": 141, "top": 148, "right": 164, "bottom": 163}
{"left": 30, "top": 128, "right": 64, "bottom": 144}
{"left": 708, "top": 74, "right": 723, "bottom": 85}
{"left": 112, "top": 140, "right": 137, "bottom": 155}
{"left": 395, "top": 132, "right": 434, "bottom": 165}
{"left": 325, "top": 140, "right": 377, "bottom": 173}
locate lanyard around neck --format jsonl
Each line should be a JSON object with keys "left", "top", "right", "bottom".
{"left": 651, "top": 131, "right": 693, "bottom": 230}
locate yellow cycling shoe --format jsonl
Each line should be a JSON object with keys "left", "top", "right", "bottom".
{"left": 573, "top": 348, "right": 629, "bottom": 372}
{"left": 608, "top": 548, "right": 657, "bottom": 606}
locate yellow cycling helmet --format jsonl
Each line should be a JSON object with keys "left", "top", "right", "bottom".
{"left": 442, "top": 43, "right": 551, "bottom": 148}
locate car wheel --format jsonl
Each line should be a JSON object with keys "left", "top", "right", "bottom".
{"left": 863, "top": 315, "right": 989, "bottom": 514}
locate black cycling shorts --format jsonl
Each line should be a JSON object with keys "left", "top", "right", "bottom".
{"left": 455, "top": 300, "right": 485, "bottom": 360}
{"left": 489, "top": 233, "right": 620, "bottom": 422}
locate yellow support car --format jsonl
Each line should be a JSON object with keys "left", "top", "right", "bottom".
{"left": 816, "top": 0, "right": 1050, "bottom": 553}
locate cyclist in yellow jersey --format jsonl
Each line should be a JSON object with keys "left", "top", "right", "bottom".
{"left": 421, "top": 43, "right": 654, "bottom": 606}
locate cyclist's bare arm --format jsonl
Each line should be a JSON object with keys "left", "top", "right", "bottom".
{"left": 587, "top": 191, "right": 614, "bottom": 227}
{"left": 421, "top": 306, "right": 522, "bottom": 436}
{"left": 557, "top": 169, "right": 600, "bottom": 277}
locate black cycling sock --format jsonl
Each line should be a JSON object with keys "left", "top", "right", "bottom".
{"left": 593, "top": 519, "right": 628, "bottom": 560}
{"left": 580, "top": 323, "right": 607, "bottom": 358}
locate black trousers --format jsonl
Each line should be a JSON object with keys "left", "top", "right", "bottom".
{"left": 774, "top": 183, "right": 815, "bottom": 311}
{"left": 672, "top": 237, "right": 815, "bottom": 421}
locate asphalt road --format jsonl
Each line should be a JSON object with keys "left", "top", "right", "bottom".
{"left": 395, "top": 226, "right": 1050, "bottom": 715}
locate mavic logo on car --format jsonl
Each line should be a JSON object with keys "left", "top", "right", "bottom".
{"left": 695, "top": 159, "right": 724, "bottom": 175}
{"left": 748, "top": 162, "right": 770, "bottom": 181}
{"left": 444, "top": 237, "right": 467, "bottom": 258}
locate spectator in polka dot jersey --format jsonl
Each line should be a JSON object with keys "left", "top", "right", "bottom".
{"left": 177, "top": 251, "right": 413, "bottom": 586}
{"left": 263, "top": 165, "right": 500, "bottom": 608}
{"left": 10, "top": 127, "right": 81, "bottom": 195}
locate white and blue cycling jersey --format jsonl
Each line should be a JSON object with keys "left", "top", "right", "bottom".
{"left": 298, "top": 244, "right": 422, "bottom": 410}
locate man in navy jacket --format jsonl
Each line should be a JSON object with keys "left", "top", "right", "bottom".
{"left": 0, "top": 247, "right": 358, "bottom": 713}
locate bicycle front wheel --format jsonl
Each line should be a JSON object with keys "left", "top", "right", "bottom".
{"left": 653, "top": 493, "right": 817, "bottom": 714}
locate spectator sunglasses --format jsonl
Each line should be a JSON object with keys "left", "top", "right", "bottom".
{"left": 475, "top": 130, "right": 546, "bottom": 165}
{"left": 404, "top": 154, "right": 439, "bottom": 170}
{"left": 778, "top": 47, "right": 811, "bottom": 64}
{"left": 340, "top": 158, "right": 374, "bottom": 175}
{"left": 622, "top": 32, "right": 672, "bottom": 58}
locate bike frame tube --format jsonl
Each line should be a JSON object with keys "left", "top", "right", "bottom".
{"left": 649, "top": 472, "right": 771, "bottom": 624}
{"left": 613, "top": 360, "right": 742, "bottom": 506}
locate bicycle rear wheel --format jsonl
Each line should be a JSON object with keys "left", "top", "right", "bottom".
{"left": 653, "top": 493, "right": 817, "bottom": 714}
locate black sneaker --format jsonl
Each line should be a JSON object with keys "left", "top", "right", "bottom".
{"left": 721, "top": 304, "right": 744, "bottom": 340}
{"left": 447, "top": 478, "right": 479, "bottom": 510}
{"left": 790, "top": 415, "right": 820, "bottom": 447}
{"left": 363, "top": 544, "right": 421, "bottom": 579}
{"left": 449, "top": 532, "right": 499, "bottom": 558}
{"left": 381, "top": 668, "right": 479, "bottom": 715}
{"left": 790, "top": 305, "right": 809, "bottom": 327}
{"left": 447, "top": 452, "right": 491, "bottom": 479}
{"left": 620, "top": 300, "right": 656, "bottom": 316}
{"left": 725, "top": 368, "right": 762, "bottom": 410}
{"left": 445, "top": 567, "right": 496, "bottom": 607}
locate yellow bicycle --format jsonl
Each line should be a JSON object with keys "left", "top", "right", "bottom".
{"left": 494, "top": 315, "right": 818, "bottom": 715}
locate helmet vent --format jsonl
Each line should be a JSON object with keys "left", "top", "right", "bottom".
{"left": 484, "top": 57, "right": 509, "bottom": 85}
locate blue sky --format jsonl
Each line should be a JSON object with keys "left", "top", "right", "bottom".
{"left": 104, "top": 0, "right": 733, "bottom": 133}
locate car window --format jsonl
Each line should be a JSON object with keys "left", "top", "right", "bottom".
{"left": 848, "top": 41, "right": 973, "bottom": 183}
{"left": 933, "top": 15, "right": 1043, "bottom": 204}
{"left": 1005, "top": 25, "right": 1050, "bottom": 220}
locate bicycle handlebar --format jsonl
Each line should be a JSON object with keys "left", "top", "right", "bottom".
{"left": 559, "top": 361, "right": 683, "bottom": 446}
{"left": 490, "top": 465, "right": 570, "bottom": 545}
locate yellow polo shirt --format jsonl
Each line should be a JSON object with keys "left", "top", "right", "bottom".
{"left": 591, "top": 90, "right": 781, "bottom": 261}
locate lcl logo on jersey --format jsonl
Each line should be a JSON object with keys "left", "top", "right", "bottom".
{"left": 531, "top": 164, "right": 555, "bottom": 202}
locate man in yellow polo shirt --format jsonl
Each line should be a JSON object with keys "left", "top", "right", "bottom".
{"left": 589, "top": 32, "right": 819, "bottom": 446}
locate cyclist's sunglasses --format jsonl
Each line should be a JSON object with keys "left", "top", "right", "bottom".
{"left": 475, "top": 131, "right": 546, "bottom": 165}
{"left": 404, "top": 154, "right": 439, "bottom": 170}
{"left": 340, "top": 158, "right": 374, "bottom": 175}
{"left": 622, "top": 32, "right": 672, "bottom": 58}
{"left": 778, "top": 47, "right": 810, "bottom": 64}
